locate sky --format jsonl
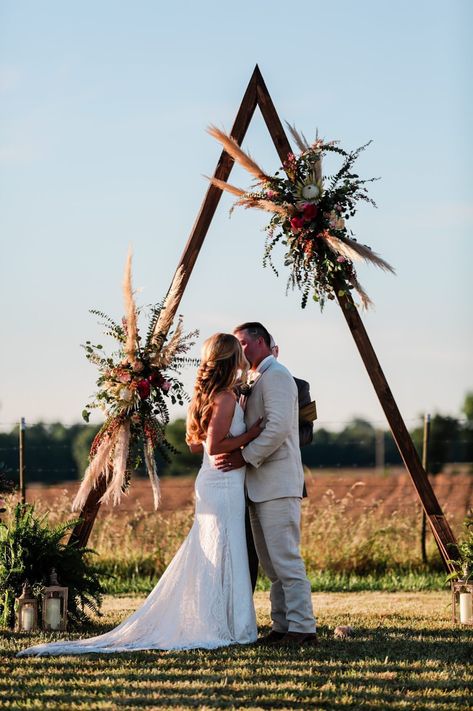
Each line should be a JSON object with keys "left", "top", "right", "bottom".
{"left": 1, "top": 0, "right": 472, "bottom": 433}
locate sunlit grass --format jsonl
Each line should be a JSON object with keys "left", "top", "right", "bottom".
{"left": 3, "top": 592, "right": 472, "bottom": 710}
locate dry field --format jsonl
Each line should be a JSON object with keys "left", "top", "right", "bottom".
{"left": 27, "top": 466, "right": 473, "bottom": 526}
{"left": 22, "top": 466, "right": 472, "bottom": 579}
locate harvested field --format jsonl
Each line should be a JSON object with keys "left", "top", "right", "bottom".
{"left": 26, "top": 466, "right": 473, "bottom": 528}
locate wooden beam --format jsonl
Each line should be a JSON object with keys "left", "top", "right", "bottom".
{"left": 252, "top": 71, "right": 457, "bottom": 570}
{"left": 68, "top": 66, "right": 263, "bottom": 548}
{"left": 70, "top": 66, "right": 457, "bottom": 572}
{"left": 335, "top": 289, "right": 457, "bottom": 570}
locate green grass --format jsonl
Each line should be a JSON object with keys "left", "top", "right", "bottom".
{"left": 2, "top": 592, "right": 472, "bottom": 710}
{"left": 98, "top": 564, "right": 448, "bottom": 595}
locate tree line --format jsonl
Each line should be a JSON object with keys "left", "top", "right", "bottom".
{"left": 1, "top": 394, "right": 472, "bottom": 486}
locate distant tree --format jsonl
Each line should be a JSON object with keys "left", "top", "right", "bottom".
{"left": 302, "top": 417, "right": 377, "bottom": 468}
{"left": 71, "top": 425, "right": 101, "bottom": 477}
{"left": 411, "top": 414, "right": 461, "bottom": 474}
{"left": 462, "top": 392, "right": 473, "bottom": 422}
{"left": 461, "top": 391, "right": 473, "bottom": 463}
{"left": 163, "top": 419, "right": 201, "bottom": 476}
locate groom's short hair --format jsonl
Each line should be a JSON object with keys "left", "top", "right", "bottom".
{"left": 234, "top": 322, "right": 271, "bottom": 347}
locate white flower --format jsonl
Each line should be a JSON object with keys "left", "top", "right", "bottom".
{"left": 119, "top": 387, "right": 133, "bottom": 402}
{"left": 301, "top": 184, "right": 320, "bottom": 200}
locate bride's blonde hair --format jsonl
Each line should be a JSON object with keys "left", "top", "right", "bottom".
{"left": 186, "top": 333, "right": 246, "bottom": 444}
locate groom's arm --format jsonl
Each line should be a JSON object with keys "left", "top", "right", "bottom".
{"left": 241, "top": 367, "right": 297, "bottom": 469}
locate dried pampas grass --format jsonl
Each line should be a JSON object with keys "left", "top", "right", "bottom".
{"left": 144, "top": 439, "right": 161, "bottom": 509}
{"left": 72, "top": 431, "right": 117, "bottom": 511}
{"left": 123, "top": 250, "right": 138, "bottom": 366}
{"left": 152, "top": 265, "right": 186, "bottom": 346}
{"left": 207, "top": 125, "right": 270, "bottom": 182}
{"left": 237, "top": 196, "right": 292, "bottom": 217}
{"left": 208, "top": 177, "right": 246, "bottom": 197}
{"left": 100, "top": 422, "right": 131, "bottom": 507}
{"left": 323, "top": 233, "right": 395, "bottom": 274}
{"left": 285, "top": 122, "right": 310, "bottom": 153}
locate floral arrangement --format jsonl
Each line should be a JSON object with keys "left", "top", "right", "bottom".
{"left": 208, "top": 124, "right": 395, "bottom": 308}
{"left": 72, "top": 254, "right": 197, "bottom": 511}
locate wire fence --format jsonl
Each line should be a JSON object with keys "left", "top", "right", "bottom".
{"left": 0, "top": 414, "right": 471, "bottom": 484}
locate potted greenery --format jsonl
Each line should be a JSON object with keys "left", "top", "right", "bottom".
{"left": 447, "top": 515, "right": 473, "bottom": 624}
{"left": 0, "top": 502, "right": 103, "bottom": 629}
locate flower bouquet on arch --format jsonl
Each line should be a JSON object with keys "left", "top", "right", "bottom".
{"left": 207, "top": 124, "right": 395, "bottom": 309}
{"left": 72, "top": 253, "right": 198, "bottom": 512}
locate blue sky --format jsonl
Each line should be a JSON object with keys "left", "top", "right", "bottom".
{"left": 1, "top": 0, "right": 471, "bottom": 431}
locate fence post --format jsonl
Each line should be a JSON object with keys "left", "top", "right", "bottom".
{"left": 375, "top": 428, "right": 385, "bottom": 474}
{"left": 19, "top": 417, "right": 26, "bottom": 504}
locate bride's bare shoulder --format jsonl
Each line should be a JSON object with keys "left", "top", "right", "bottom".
{"left": 213, "top": 389, "right": 237, "bottom": 406}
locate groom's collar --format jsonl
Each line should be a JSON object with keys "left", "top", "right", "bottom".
{"left": 255, "top": 354, "right": 275, "bottom": 375}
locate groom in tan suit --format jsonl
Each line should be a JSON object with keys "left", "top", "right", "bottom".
{"left": 214, "top": 322, "right": 317, "bottom": 646}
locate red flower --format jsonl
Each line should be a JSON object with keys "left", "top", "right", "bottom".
{"left": 149, "top": 371, "right": 164, "bottom": 386}
{"left": 137, "top": 379, "right": 151, "bottom": 400}
{"left": 290, "top": 216, "right": 305, "bottom": 230}
{"left": 303, "top": 203, "right": 318, "bottom": 221}
{"left": 148, "top": 371, "right": 172, "bottom": 394}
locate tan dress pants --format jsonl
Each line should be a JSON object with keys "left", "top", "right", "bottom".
{"left": 248, "top": 497, "right": 316, "bottom": 633}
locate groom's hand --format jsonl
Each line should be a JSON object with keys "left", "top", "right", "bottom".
{"left": 213, "top": 450, "right": 245, "bottom": 472}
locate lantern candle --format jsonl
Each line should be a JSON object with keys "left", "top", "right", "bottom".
{"left": 459, "top": 592, "right": 473, "bottom": 624}
{"left": 21, "top": 604, "right": 35, "bottom": 632}
{"left": 46, "top": 597, "right": 62, "bottom": 630}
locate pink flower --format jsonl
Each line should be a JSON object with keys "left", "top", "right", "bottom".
{"left": 290, "top": 216, "right": 305, "bottom": 230}
{"left": 160, "top": 379, "right": 172, "bottom": 394}
{"left": 302, "top": 203, "right": 318, "bottom": 221}
{"left": 337, "top": 256, "right": 346, "bottom": 263}
{"left": 117, "top": 370, "right": 132, "bottom": 384}
{"left": 137, "top": 379, "right": 151, "bottom": 400}
{"left": 266, "top": 190, "right": 276, "bottom": 199}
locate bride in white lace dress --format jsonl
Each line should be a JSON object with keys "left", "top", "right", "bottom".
{"left": 18, "top": 334, "right": 261, "bottom": 656}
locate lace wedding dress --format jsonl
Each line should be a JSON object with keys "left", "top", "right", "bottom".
{"left": 18, "top": 403, "right": 257, "bottom": 656}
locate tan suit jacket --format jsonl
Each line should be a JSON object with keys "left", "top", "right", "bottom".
{"left": 242, "top": 356, "right": 304, "bottom": 502}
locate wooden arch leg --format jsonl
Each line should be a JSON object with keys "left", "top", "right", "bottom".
{"left": 69, "top": 66, "right": 457, "bottom": 571}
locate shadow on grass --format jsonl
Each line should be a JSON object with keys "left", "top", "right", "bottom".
{"left": 3, "top": 624, "right": 472, "bottom": 709}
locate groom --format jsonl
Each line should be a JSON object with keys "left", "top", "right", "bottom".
{"left": 214, "top": 322, "right": 317, "bottom": 646}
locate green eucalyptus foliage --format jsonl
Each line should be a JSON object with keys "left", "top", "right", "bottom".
{"left": 0, "top": 503, "right": 103, "bottom": 628}
{"left": 446, "top": 515, "right": 473, "bottom": 583}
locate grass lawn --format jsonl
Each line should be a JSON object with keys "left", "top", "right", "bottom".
{"left": 2, "top": 591, "right": 472, "bottom": 710}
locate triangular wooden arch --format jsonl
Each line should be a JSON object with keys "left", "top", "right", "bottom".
{"left": 70, "top": 66, "right": 457, "bottom": 571}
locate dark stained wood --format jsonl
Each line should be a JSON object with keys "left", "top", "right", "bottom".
{"left": 69, "top": 66, "right": 457, "bottom": 570}
{"left": 68, "top": 475, "right": 108, "bottom": 548}
{"left": 335, "top": 287, "right": 458, "bottom": 570}
{"left": 69, "top": 66, "right": 261, "bottom": 548}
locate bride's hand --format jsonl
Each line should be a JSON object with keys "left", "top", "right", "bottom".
{"left": 247, "top": 417, "right": 264, "bottom": 441}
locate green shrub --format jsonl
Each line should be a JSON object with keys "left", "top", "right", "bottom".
{"left": 0, "top": 503, "right": 103, "bottom": 628}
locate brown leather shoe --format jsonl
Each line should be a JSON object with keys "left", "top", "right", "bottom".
{"left": 273, "top": 631, "right": 318, "bottom": 647}
{"left": 255, "top": 630, "right": 287, "bottom": 646}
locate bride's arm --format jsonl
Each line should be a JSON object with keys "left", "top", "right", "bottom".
{"left": 206, "top": 391, "right": 263, "bottom": 456}
{"left": 188, "top": 442, "right": 203, "bottom": 454}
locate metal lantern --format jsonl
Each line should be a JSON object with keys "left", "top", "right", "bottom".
{"left": 41, "top": 569, "right": 68, "bottom": 631}
{"left": 15, "top": 582, "right": 39, "bottom": 632}
{"left": 451, "top": 581, "right": 473, "bottom": 625}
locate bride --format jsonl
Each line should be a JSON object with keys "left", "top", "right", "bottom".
{"left": 18, "top": 333, "right": 262, "bottom": 656}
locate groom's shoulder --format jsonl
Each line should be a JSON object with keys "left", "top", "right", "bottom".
{"left": 266, "top": 359, "right": 294, "bottom": 382}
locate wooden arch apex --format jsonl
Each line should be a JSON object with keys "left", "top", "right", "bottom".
{"left": 69, "top": 65, "right": 458, "bottom": 572}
